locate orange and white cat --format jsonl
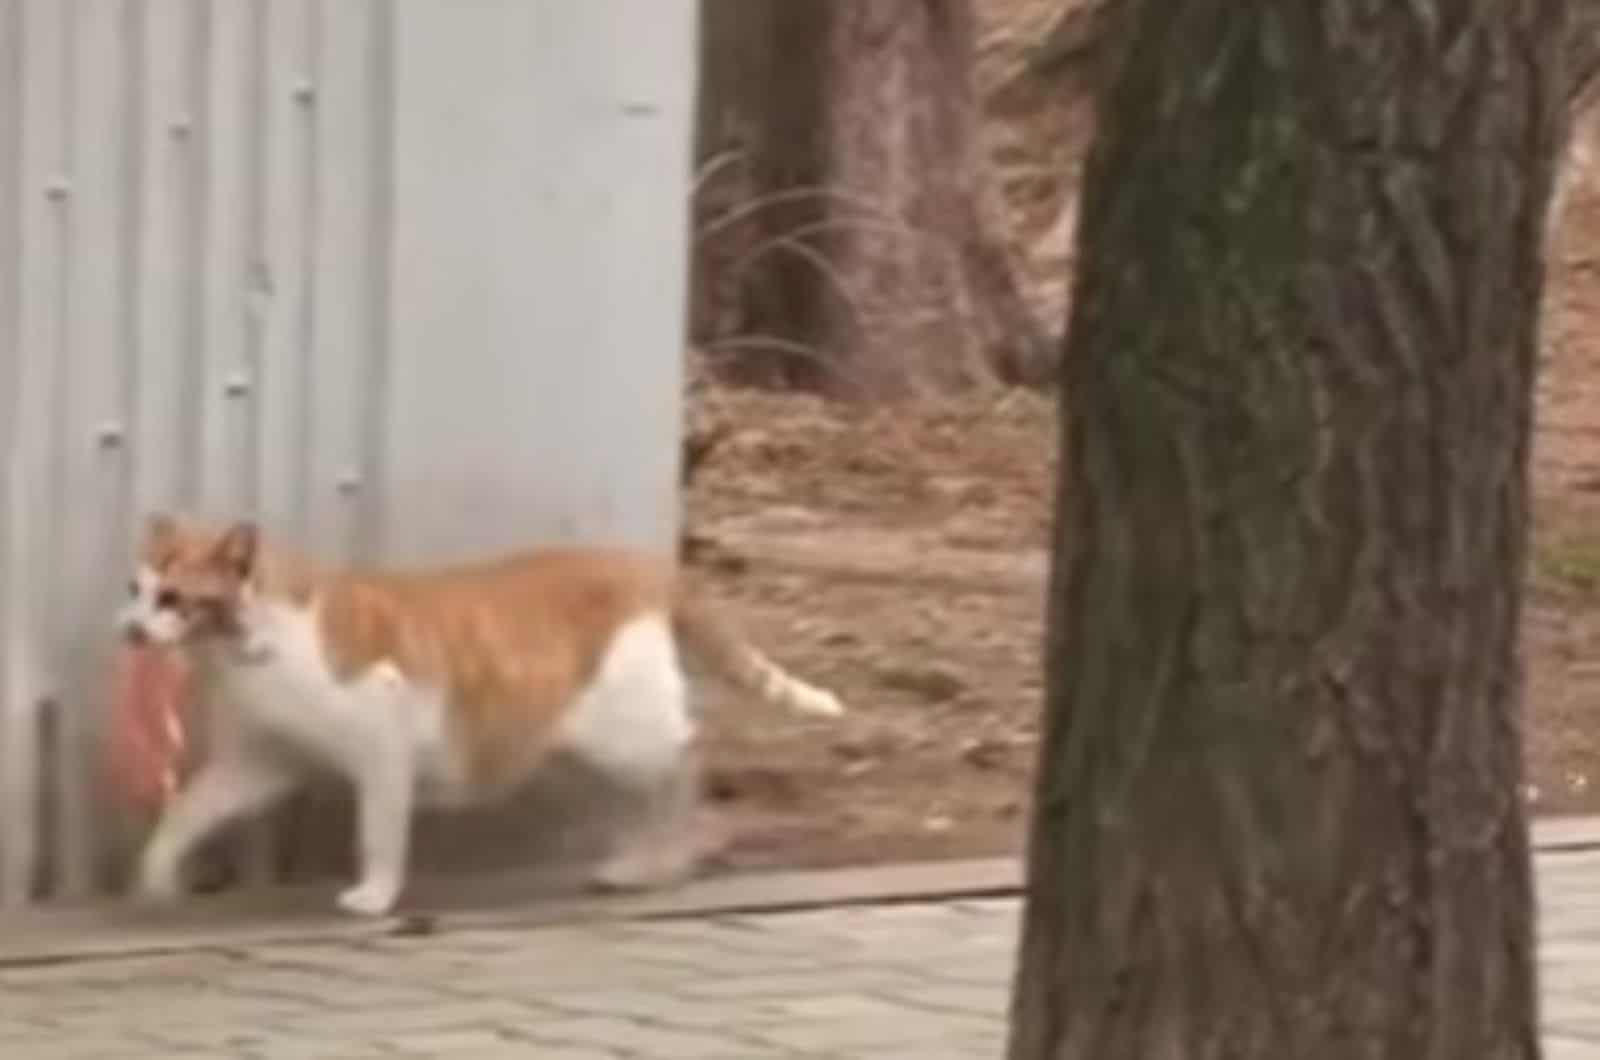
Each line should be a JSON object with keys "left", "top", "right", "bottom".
{"left": 117, "top": 514, "right": 844, "bottom": 917}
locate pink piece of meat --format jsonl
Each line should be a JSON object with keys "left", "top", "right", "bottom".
{"left": 106, "top": 645, "right": 191, "bottom": 813}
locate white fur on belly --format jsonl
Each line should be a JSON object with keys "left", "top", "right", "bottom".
{"left": 213, "top": 605, "right": 692, "bottom": 803}
{"left": 552, "top": 614, "right": 694, "bottom": 785}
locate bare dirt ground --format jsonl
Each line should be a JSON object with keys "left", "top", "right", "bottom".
{"left": 685, "top": 387, "right": 1053, "bottom": 870}
{"left": 688, "top": 0, "right": 1600, "bottom": 871}
{"left": 1522, "top": 191, "right": 1600, "bottom": 819}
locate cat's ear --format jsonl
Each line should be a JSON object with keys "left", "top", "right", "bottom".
{"left": 213, "top": 520, "right": 259, "bottom": 580}
{"left": 145, "top": 512, "right": 176, "bottom": 546}
{"left": 142, "top": 512, "right": 180, "bottom": 566}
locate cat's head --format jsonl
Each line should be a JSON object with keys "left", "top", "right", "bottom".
{"left": 118, "top": 513, "right": 259, "bottom": 647}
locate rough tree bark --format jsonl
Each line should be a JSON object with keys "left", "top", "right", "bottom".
{"left": 692, "top": 0, "right": 1051, "bottom": 396}
{"left": 1033, "top": 0, "right": 1598, "bottom": 101}
{"left": 1025, "top": 0, "right": 1600, "bottom": 242}
{"left": 1007, "top": 2, "right": 1566, "bottom": 1059}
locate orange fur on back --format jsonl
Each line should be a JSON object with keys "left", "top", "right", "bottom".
{"left": 311, "top": 549, "right": 673, "bottom": 789}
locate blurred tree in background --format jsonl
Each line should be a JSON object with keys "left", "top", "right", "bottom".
{"left": 691, "top": 0, "right": 1051, "bottom": 398}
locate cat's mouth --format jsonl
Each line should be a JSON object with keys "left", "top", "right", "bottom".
{"left": 123, "top": 609, "right": 255, "bottom": 656}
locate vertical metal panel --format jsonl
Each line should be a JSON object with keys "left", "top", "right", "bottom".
{"left": 254, "top": 0, "right": 311, "bottom": 536}
{"left": 284, "top": 0, "right": 318, "bottom": 544}
{"left": 309, "top": 0, "right": 382, "bottom": 565}
{"left": 10, "top": 0, "right": 69, "bottom": 902}
{"left": 380, "top": 0, "right": 694, "bottom": 564}
{"left": 52, "top": 0, "right": 135, "bottom": 898}
{"left": 126, "top": 1, "right": 188, "bottom": 517}
{"left": 352, "top": 0, "right": 393, "bottom": 564}
{"left": 0, "top": 0, "right": 37, "bottom": 906}
{"left": 198, "top": 0, "right": 248, "bottom": 518}
{"left": 0, "top": 0, "right": 697, "bottom": 904}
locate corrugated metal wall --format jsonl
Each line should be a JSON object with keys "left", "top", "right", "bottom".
{"left": 0, "top": 0, "right": 697, "bottom": 906}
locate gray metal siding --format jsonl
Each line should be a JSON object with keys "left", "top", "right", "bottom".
{"left": 0, "top": 0, "right": 695, "bottom": 905}
{"left": 381, "top": 2, "right": 694, "bottom": 565}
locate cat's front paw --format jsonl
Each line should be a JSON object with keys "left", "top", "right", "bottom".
{"left": 337, "top": 878, "right": 401, "bottom": 918}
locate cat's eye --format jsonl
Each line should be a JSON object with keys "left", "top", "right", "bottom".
{"left": 154, "top": 589, "right": 182, "bottom": 611}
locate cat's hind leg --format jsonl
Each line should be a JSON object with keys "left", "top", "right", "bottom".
{"left": 589, "top": 743, "right": 706, "bottom": 892}
{"left": 557, "top": 616, "right": 704, "bottom": 892}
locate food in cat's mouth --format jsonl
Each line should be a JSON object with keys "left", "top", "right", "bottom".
{"left": 106, "top": 643, "right": 192, "bottom": 814}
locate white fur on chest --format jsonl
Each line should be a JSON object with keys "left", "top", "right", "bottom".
{"left": 204, "top": 600, "right": 467, "bottom": 799}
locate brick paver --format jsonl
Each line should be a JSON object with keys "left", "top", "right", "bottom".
{"left": 0, "top": 850, "right": 1597, "bottom": 1058}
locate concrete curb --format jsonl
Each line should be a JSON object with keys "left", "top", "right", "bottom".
{"left": 0, "top": 858, "right": 1020, "bottom": 970}
{"left": 0, "top": 814, "right": 1595, "bottom": 970}
{"left": 1532, "top": 814, "right": 1600, "bottom": 852}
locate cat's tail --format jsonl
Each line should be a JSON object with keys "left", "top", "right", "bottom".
{"left": 671, "top": 596, "right": 846, "bottom": 718}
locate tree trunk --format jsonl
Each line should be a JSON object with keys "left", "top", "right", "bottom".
{"left": 691, "top": 1, "right": 830, "bottom": 390}
{"left": 1007, "top": 2, "right": 1566, "bottom": 1058}
{"left": 691, "top": 0, "right": 1050, "bottom": 396}
{"left": 1031, "top": 0, "right": 1597, "bottom": 103}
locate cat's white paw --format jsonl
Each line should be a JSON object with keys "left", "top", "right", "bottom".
{"left": 134, "top": 853, "right": 184, "bottom": 904}
{"left": 794, "top": 684, "right": 845, "bottom": 718}
{"left": 337, "top": 878, "right": 401, "bottom": 918}
{"left": 590, "top": 844, "right": 698, "bottom": 894}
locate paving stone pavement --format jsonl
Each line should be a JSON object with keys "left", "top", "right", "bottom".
{"left": 2, "top": 849, "right": 1600, "bottom": 1058}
